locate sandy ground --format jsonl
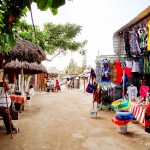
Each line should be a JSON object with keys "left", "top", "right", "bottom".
{"left": 0, "top": 87, "right": 150, "bottom": 150}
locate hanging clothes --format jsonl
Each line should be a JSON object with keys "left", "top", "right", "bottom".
{"left": 129, "top": 28, "right": 141, "bottom": 57}
{"left": 113, "top": 61, "right": 123, "bottom": 84}
{"left": 114, "top": 84, "right": 122, "bottom": 100}
{"left": 108, "top": 86, "right": 115, "bottom": 102}
{"left": 138, "top": 56, "right": 144, "bottom": 73}
{"left": 93, "top": 86, "right": 102, "bottom": 103}
{"left": 125, "top": 60, "right": 133, "bottom": 68}
{"left": 101, "top": 87, "right": 111, "bottom": 105}
{"left": 144, "top": 55, "right": 150, "bottom": 74}
{"left": 138, "top": 26, "right": 148, "bottom": 54}
{"left": 101, "top": 59, "right": 110, "bottom": 82}
{"left": 95, "top": 61, "right": 101, "bottom": 82}
{"left": 132, "top": 60, "right": 140, "bottom": 72}
{"left": 91, "top": 69, "right": 96, "bottom": 84}
{"left": 140, "top": 85, "right": 150, "bottom": 97}
{"left": 127, "top": 85, "right": 138, "bottom": 100}
{"left": 147, "top": 20, "right": 150, "bottom": 51}
{"left": 124, "top": 67, "right": 133, "bottom": 78}
{"left": 124, "top": 32, "right": 132, "bottom": 58}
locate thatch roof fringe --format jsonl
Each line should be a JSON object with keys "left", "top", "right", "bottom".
{"left": 8, "top": 39, "right": 46, "bottom": 63}
{"left": 5, "top": 59, "right": 47, "bottom": 74}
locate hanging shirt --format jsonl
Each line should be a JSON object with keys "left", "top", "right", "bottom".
{"left": 138, "top": 56, "right": 144, "bottom": 73}
{"left": 138, "top": 27, "right": 148, "bottom": 54}
{"left": 124, "top": 67, "right": 133, "bottom": 78}
{"left": 127, "top": 85, "right": 138, "bottom": 100}
{"left": 129, "top": 29, "right": 141, "bottom": 57}
{"left": 95, "top": 62, "right": 101, "bottom": 82}
{"left": 140, "top": 85, "right": 150, "bottom": 97}
{"left": 101, "top": 59, "right": 110, "bottom": 82}
{"left": 113, "top": 61, "right": 123, "bottom": 84}
{"left": 125, "top": 60, "right": 133, "bottom": 68}
{"left": 132, "top": 60, "right": 139, "bottom": 72}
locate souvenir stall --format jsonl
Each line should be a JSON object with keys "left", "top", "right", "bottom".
{"left": 113, "top": 6, "right": 150, "bottom": 132}
{"left": 4, "top": 60, "right": 47, "bottom": 112}
{"left": 95, "top": 55, "right": 119, "bottom": 109}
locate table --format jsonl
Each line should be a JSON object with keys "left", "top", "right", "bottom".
{"left": 9, "top": 95, "right": 26, "bottom": 113}
{"left": 130, "top": 102, "right": 147, "bottom": 126}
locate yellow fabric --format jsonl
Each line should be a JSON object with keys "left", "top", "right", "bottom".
{"left": 148, "top": 20, "right": 150, "bottom": 51}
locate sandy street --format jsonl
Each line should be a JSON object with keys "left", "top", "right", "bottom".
{"left": 0, "top": 87, "right": 150, "bottom": 150}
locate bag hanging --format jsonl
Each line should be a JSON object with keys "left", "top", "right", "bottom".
{"left": 10, "top": 109, "right": 18, "bottom": 120}
{"left": 86, "top": 83, "right": 94, "bottom": 93}
{"left": 86, "top": 70, "right": 95, "bottom": 94}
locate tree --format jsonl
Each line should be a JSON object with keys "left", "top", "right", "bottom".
{"left": 16, "top": 21, "right": 87, "bottom": 61}
{"left": 0, "top": 0, "right": 67, "bottom": 53}
{"left": 65, "top": 58, "right": 82, "bottom": 75}
{"left": 43, "top": 23, "right": 87, "bottom": 60}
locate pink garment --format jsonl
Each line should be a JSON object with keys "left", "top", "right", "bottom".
{"left": 140, "top": 85, "right": 150, "bottom": 97}
{"left": 124, "top": 67, "right": 133, "bottom": 78}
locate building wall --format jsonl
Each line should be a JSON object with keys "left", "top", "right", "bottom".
{"left": 113, "top": 34, "right": 125, "bottom": 55}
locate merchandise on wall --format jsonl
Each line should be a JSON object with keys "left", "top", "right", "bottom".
{"left": 112, "top": 7, "right": 150, "bottom": 132}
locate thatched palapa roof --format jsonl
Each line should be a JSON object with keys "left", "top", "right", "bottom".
{"left": 4, "top": 59, "right": 47, "bottom": 74}
{"left": 6, "top": 39, "right": 46, "bottom": 63}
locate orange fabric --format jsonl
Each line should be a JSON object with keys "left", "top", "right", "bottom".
{"left": 113, "top": 61, "right": 123, "bottom": 84}
{"left": 9, "top": 95, "right": 25, "bottom": 104}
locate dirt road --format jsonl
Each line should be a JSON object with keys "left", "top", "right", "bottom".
{"left": 0, "top": 88, "right": 150, "bottom": 150}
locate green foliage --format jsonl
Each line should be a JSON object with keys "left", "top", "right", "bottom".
{"left": 43, "top": 23, "right": 87, "bottom": 55}
{"left": 65, "top": 58, "right": 82, "bottom": 75}
{"left": 0, "top": 0, "right": 66, "bottom": 53}
{"left": 48, "top": 73, "right": 58, "bottom": 78}
{"left": 37, "top": 0, "right": 52, "bottom": 11}
{"left": 16, "top": 21, "right": 87, "bottom": 58}
{"left": 0, "top": 0, "right": 28, "bottom": 53}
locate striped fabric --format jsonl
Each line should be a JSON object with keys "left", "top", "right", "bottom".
{"left": 130, "top": 102, "right": 146, "bottom": 126}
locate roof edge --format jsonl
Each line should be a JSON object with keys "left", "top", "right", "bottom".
{"left": 113, "top": 6, "right": 150, "bottom": 36}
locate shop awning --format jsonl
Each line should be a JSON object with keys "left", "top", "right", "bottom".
{"left": 113, "top": 6, "right": 150, "bottom": 36}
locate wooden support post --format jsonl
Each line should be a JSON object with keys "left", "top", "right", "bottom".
{"left": 84, "top": 77, "right": 85, "bottom": 93}
{"left": 122, "top": 69, "right": 125, "bottom": 100}
{"left": 20, "top": 68, "right": 24, "bottom": 95}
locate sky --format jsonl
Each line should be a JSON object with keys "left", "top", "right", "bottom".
{"left": 25, "top": 0, "right": 150, "bottom": 71}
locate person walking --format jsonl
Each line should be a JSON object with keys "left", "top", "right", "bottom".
{"left": 55, "top": 80, "right": 60, "bottom": 92}
{"left": 0, "top": 77, "right": 19, "bottom": 134}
